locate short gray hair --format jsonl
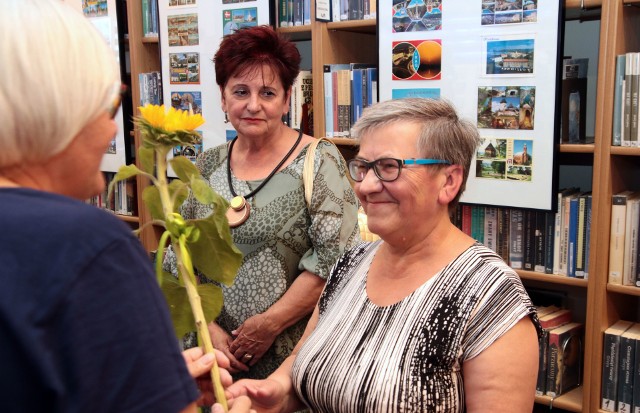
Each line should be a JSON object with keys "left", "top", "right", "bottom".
{"left": 351, "top": 98, "right": 480, "bottom": 208}
{"left": 0, "top": 0, "right": 121, "bottom": 168}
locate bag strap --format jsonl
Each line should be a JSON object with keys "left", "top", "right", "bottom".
{"left": 303, "top": 138, "right": 330, "bottom": 207}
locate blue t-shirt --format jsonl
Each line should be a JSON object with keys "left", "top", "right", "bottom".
{"left": 0, "top": 188, "right": 198, "bottom": 412}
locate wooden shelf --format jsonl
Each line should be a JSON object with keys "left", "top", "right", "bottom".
{"left": 326, "top": 19, "right": 376, "bottom": 33}
{"left": 116, "top": 214, "right": 140, "bottom": 224}
{"left": 608, "top": 283, "right": 640, "bottom": 296}
{"left": 278, "top": 25, "right": 312, "bottom": 41}
{"left": 329, "top": 137, "right": 358, "bottom": 146}
{"left": 141, "top": 35, "right": 159, "bottom": 43}
{"left": 560, "top": 143, "right": 596, "bottom": 153}
{"left": 535, "top": 386, "right": 583, "bottom": 412}
{"left": 517, "top": 270, "right": 589, "bottom": 287}
{"left": 610, "top": 146, "right": 640, "bottom": 156}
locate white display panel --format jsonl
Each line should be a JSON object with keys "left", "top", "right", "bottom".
{"left": 379, "top": 0, "right": 562, "bottom": 210}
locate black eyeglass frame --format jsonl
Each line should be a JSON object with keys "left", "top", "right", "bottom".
{"left": 347, "top": 157, "right": 452, "bottom": 182}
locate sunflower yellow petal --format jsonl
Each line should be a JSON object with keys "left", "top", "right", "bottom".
{"left": 139, "top": 104, "right": 166, "bottom": 128}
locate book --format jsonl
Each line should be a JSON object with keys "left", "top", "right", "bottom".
{"left": 509, "top": 209, "right": 524, "bottom": 269}
{"left": 624, "top": 53, "right": 634, "bottom": 146}
{"left": 365, "top": 67, "right": 378, "bottom": 108}
{"left": 609, "top": 191, "right": 635, "bottom": 285}
{"left": 560, "top": 191, "right": 580, "bottom": 276}
{"left": 567, "top": 194, "right": 580, "bottom": 277}
{"left": 484, "top": 207, "right": 498, "bottom": 252}
{"left": 617, "top": 323, "right": 640, "bottom": 413}
{"left": 523, "top": 209, "right": 536, "bottom": 271}
{"left": 279, "top": 0, "right": 289, "bottom": 27}
{"left": 574, "top": 192, "right": 588, "bottom": 278}
{"left": 461, "top": 204, "right": 472, "bottom": 236}
{"left": 602, "top": 320, "right": 634, "bottom": 411}
{"left": 553, "top": 188, "right": 580, "bottom": 275}
{"left": 544, "top": 211, "right": 556, "bottom": 274}
{"left": 561, "top": 58, "right": 589, "bottom": 143}
{"left": 336, "top": 69, "right": 352, "bottom": 137}
{"left": 471, "top": 205, "right": 485, "bottom": 244}
{"left": 546, "top": 322, "right": 583, "bottom": 397}
{"left": 496, "top": 208, "right": 510, "bottom": 262}
{"left": 632, "top": 325, "right": 640, "bottom": 413}
{"left": 613, "top": 54, "right": 626, "bottom": 146}
{"left": 623, "top": 193, "right": 640, "bottom": 285}
{"left": 628, "top": 53, "right": 639, "bottom": 147}
{"left": 536, "top": 308, "right": 572, "bottom": 396}
{"left": 533, "top": 210, "right": 547, "bottom": 273}
{"left": 584, "top": 193, "right": 593, "bottom": 279}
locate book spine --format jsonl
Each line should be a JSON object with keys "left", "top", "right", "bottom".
{"left": 337, "top": 69, "right": 351, "bottom": 136}
{"left": 461, "top": 205, "right": 472, "bottom": 236}
{"left": 602, "top": 332, "right": 623, "bottom": 411}
{"left": 323, "top": 67, "right": 333, "bottom": 138}
{"left": 303, "top": 0, "right": 311, "bottom": 25}
{"left": 575, "top": 195, "right": 586, "bottom": 278}
{"left": 633, "top": 336, "right": 640, "bottom": 412}
{"left": 534, "top": 210, "right": 546, "bottom": 273}
{"left": 618, "top": 334, "right": 636, "bottom": 412}
{"left": 631, "top": 53, "right": 639, "bottom": 147}
{"left": 536, "top": 330, "right": 549, "bottom": 396}
{"left": 279, "top": 0, "right": 289, "bottom": 27}
{"left": 584, "top": 194, "right": 593, "bottom": 279}
{"left": 624, "top": 198, "right": 639, "bottom": 285}
{"left": 544, "top": 211, "right": 556, "bottom": 274}
{"left": 142, "top": 0, "right": 150, "bottom": 36}
{"left": 497, "top": 208, "right": 510, "bottom": 262}
{"left": 610, "top": 194, "right": 629, "bottom": 285}
{"left": 624, "top": 53, "right": 634, "bottom": 146}
{"left": 567, "top": 195, "right": 578, "bottom": 277}
{"left": 332, "top": 71, "right": 339, "bottom": 135}
{"left": 546, "top": 328, "right": 562, "bottom": 397}
{"left": 484, "top": 207, "right": 498, "bottom": 252}
{"left": 613, "top": 54, "right": 626, "bottom": 146}
{"left": 523, "top": 210, "right": 535, "bottom": 271}
{"left": 471, "top": 206, "right": 485, "bottom": 244}
{"left": 553, "top": 191, "right": 563, "bottom": 274}
{"left": 351, "top": 69, "right": 364, "bottom": 128}
{"left": 509, "top": 209, "right": 524, "bottom": 269}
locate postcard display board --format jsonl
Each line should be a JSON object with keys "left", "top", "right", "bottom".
{"left": 158, "top": 0, "right": 270, "bottom": 175}
{"left": 380, "top": 1, "right": 562, "bottom": 210}
{"left": 66, "top": 0, "right": 128, "bottom": 172}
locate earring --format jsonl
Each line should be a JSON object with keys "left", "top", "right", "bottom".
{"left": 224, "top": 112, "right": 229, "bottom": 124}
{"left": 282, "top": 114, "right": 288, "bottom": 125}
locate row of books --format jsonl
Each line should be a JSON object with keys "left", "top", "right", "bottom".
{"left": 87, "top": 173, "right": 138, "bottom": 216}
{"left": 323, "top": 63, "right": 378, "bottom": 138}
{"left": 536, "top": 306, "right": 583, "bottom": 398}
{"left": 277, "top": 0, "right": 311, "bottom": 27}
{"left": 612, "top": 52, "right": 640, "bottom": 147}
{"left": 608, "top": 190, "right": 640, "bottom": 287}
{"left": 452, "top": 188, "right": 592, "bottom": 278}
{"left": 142, "top": 0, "right": 159, "bottom": 38}
{"left": 289, "top": 70, "right": 313, "bottom": 136}
{"left": 601, "top": 320, "right": 640, "bottom": 412}
{"left": 139, "top": 71, "right": 163, "bottom": 107}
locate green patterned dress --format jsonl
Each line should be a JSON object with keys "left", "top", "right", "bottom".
{"left": 165, "top": 139, "right": 361, "bottom": 379}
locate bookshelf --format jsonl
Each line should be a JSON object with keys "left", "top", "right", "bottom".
{"left": 119, "top": 0, "right": 639, "bottom": 410}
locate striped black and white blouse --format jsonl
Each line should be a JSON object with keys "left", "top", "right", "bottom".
{"left": 291, "top": 241, "right": 538, "bottom": 412}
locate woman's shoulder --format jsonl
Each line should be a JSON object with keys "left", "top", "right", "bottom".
{"left": 196, "top": 143, "right": 228, "bottom": 178}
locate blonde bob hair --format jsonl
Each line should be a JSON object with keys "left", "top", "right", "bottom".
{"left": 351, "top": 98, "right": 480, "bottom": 209}
{"left": 0, "top": 0, "right": 120, "bottom": 168}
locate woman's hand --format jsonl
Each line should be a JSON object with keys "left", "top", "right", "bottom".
{"left": 213, "top": 395, "right": 256, "bottom": 413}
{"left": 182, "top": 347, "right": 233, "bottom": 407}
{"left": 229, "top": 313, "right": 278, "bottom": 366}
{"left": 226, "top": 378, "right": 289, "bottom": 413}
{"left": 209, "top": 321, "right": 249, "bottom": 373}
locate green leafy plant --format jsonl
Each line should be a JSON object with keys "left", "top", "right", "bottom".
{"left": 110, "top": 104, "right": 243, "bottom": 411}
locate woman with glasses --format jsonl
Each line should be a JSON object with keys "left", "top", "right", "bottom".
{"left": 225, "top": 98, "right": 541, "bottom": 412}
{"left": 0, "top": 1, "right": 248, "bottom": 412}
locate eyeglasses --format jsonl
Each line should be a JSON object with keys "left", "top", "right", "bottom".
{"left": 347, "top": 157, "right": 451, "bottom": 182}
{"left": 108, "top": 85, "right": 127, "bottom": 119}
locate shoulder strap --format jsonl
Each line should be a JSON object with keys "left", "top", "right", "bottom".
{"left": 303, "top": 138, "right": 330, "bottom": 207}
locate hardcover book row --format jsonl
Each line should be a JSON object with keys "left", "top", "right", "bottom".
{"left": 612, "top": 52, "right": 640, "bottom": 147}
{"left": 608, "top": 190, "right": 640, "bottom": 287}
{"left": 452, "top": 188, "right": 592, "bottom": 279}
{"left": 601, "top": 320, "right": 640, "bottom": 412}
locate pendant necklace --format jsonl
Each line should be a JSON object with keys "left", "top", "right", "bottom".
{"left": 226, "top": 128, "right": 303, "bottom": 227}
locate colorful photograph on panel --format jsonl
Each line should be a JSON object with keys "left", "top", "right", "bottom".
{"left": 106, "top": 139, "right": 116, "bottom": 154}
{"left": 226, "top": 130, "right": 237, "bottom": 141}
{"left": 173, "top": 132, "right": 203, "bottom": 163}
{"left": 392, "top": 88, "right": 440, "bottom": 99}
{"left": 481, "top": 0, "right": 537, "bottom": 25}
{"left": 484, "top": 38, "right": 534, "bottom": 75}
{"left": 168, "top": 13, "right": 199, "bottom": 46}
{"left": 475, "top": 138, "right": 532, "bottom": 181}
{"left": 392, "top": 40, "right": 441, "bottom": 80}
{"left": 82, "top": 0, "right": 108, "bottom": 17}
{"left": 477, "top": 86, "right": 535, "bottom": 129}
{"left": 223, "top": 8, "right": 258, "bottom": 36}
{"left": 170, "top": 91, "right": 202, "bottom": 115}
{"left": 169, "top": 52, "right": 200, "bottom": 84}
{"left": 169, "top": 0, "right": 197, "bottom": 5}
{"left": 392, "top": 0, "right": 442, "bottom": 32}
